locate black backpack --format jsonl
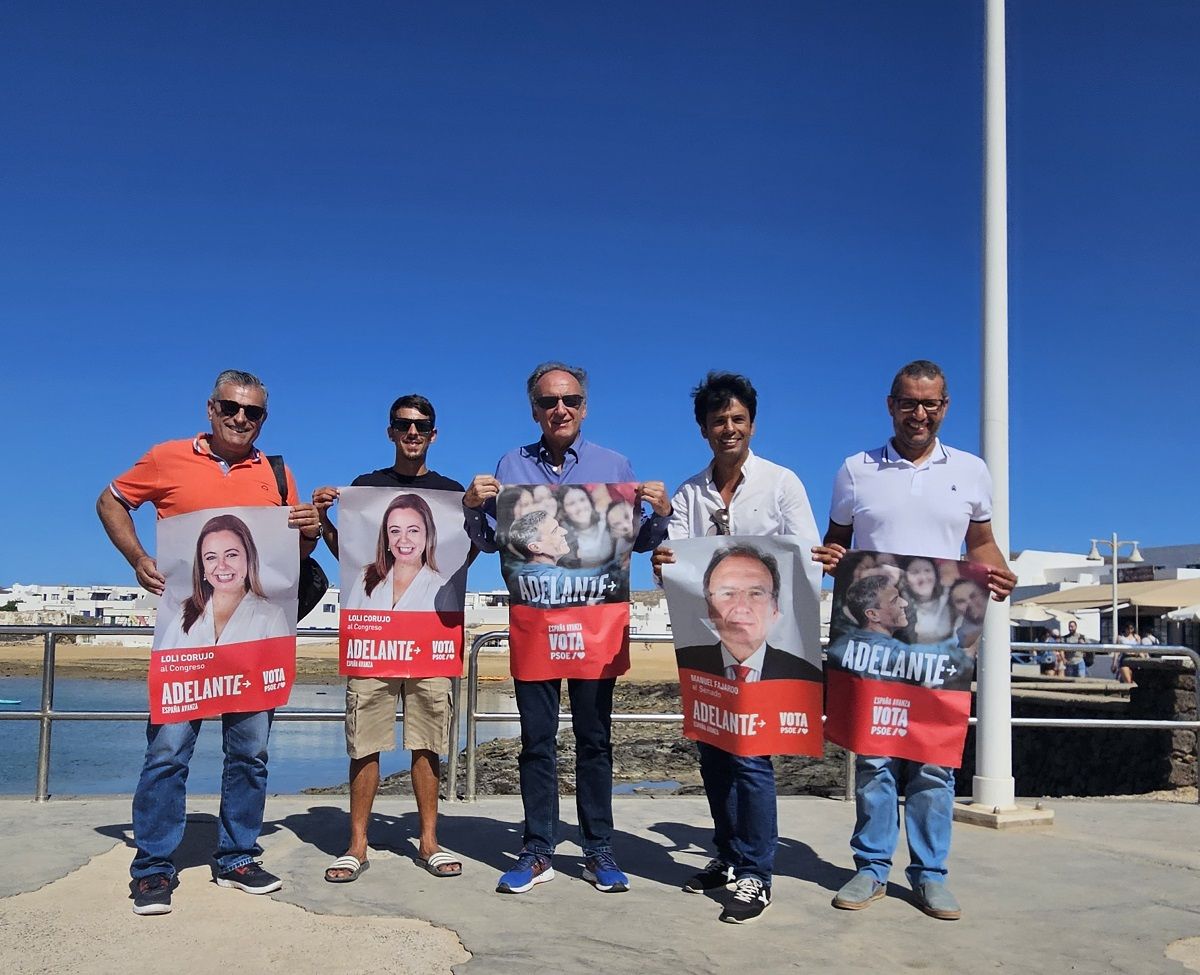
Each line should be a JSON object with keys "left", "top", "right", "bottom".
{"left": 267, "top": 455, "right": 331, "bottom": 623}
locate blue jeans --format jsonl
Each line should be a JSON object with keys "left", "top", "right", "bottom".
{"left": 697, "top": 742, "right": 777, "bottom": 884}
{"left": 851, "top": 755, "right": 954, "bottom": 887}
{"left": 513, "top": 677, "right": 614, "bottom": 857}
{"left": 130, "top": 710, "right": 274, "bottom": 879}
{"left": 1064, "top": 659, "right": 1088, "bottom": 677}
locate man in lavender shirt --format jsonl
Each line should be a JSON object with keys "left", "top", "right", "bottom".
{"left": 464, "top": 361, "right": 672, "bottom": 895}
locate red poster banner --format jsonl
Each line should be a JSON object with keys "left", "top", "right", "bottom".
{"left": 823, "top": 669, "right": 971, "bottom": 767}
{"left": 149, "top": 635, "right": 295, "bottom": 723}
{"left": 508, "top": 603, "right": 630, "bottom": 680}
{"left": 679, "top": 668, "right": 824, "bottom": 757}
{"left": 339, "top": 610, "right": 465, "bottom": 678}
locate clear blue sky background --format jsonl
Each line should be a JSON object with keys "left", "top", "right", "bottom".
{"left": 4, "top": 1, "right": 1197, "bottom": 592}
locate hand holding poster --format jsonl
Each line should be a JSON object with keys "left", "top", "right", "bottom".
{"left": 662, "top": 537, "right": 824, "bottom": 757}
{"left": 151, "top": 507, "right": 298, "bottom": 723}
{"left": 336, "top": 487, "right": 471, "bottom": 678}
{"left": 497, "top": 482, "right": 636, "bottom": 680}
{"left": 822, "top": 551, "right": 990, "bottom": 766}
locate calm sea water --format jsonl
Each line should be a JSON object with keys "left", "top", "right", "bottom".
{"left": 0, "top": 677, "right": 521, "bottom": 797}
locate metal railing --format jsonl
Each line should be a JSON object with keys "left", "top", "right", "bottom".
{"left": 0, "top": 624, "right": 459, "bottom": 802}
{"left": 461, "top": 636, "right": 1200, "bottom": 803}
{"left": 4, "top": 626, "right": 1199, "bottom": 804}
{"left": 463, "top": 631, "right": 683, "bottom": 801}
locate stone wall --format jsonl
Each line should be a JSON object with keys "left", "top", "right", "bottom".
{"left": 959, "top": 661, "right": 1197, "bottom": 797}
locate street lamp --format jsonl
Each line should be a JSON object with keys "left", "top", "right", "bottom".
{"left": 1086, "top": 532, "right": 1145, "bottom": 643}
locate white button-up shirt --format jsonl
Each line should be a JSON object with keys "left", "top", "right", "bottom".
{"left": 668, "top": 450, "right": 819, "bottom": 545}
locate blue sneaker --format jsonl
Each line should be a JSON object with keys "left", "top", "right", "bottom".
{"left": 583, "top": 851, "right": 629, "bottom": 893}
{"left": 496, "top": 852, "right": 555, "bottom": 894}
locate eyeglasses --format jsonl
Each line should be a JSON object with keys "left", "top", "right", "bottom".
{"left": 707, "top": 586, "right": 773, "bottom": 605}
{"left": 212, "top": 399, "right": 266, "bottom": 422}
{"left": 892, "top": 398, "right": 947, "bottom": 414}
{"left": 710, "top": 507, "right": 731, "bottom": 536}
{"left": 533, "top": 394, "right": 584, "bottom": 410}
{"left": 390, "top": 417, "right": 435, "bottom": 435}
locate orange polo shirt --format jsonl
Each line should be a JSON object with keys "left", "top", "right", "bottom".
{"left": 110, "top": 434, "right": 298, "bottom": 518}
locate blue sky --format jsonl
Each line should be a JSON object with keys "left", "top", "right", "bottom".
{"left": 3, "top": 1, "right": 1197, "bottom": 592}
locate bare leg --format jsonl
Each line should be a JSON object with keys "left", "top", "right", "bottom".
{"left": 412, "top": 749, "right": 458, "bottom": 873}
{"left": 326, "top": 754, "right": 379, "bottom": 880}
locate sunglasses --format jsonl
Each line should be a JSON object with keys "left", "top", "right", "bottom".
{"left": 534, "top": 394, "right": 584, "bottom": 410}
{"left": 390, "top": 417, "right": 435, "bottom": 435}
{"left": 212, "top": 399, "right": 266, "bottom": 422}
{"left": 710, "top": 507, "right": 731, "bottom": 536}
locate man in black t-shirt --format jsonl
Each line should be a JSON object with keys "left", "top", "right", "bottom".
{"left": 313, "top": 394, "right": 470, "bottom": 883}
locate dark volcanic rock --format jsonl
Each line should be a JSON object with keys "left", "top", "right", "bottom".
{"left": 305, "top": 681, "right": 850, "bottom": 797}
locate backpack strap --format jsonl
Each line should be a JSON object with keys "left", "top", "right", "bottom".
{"left": 266, "top": 454, "right": 289, "bottom": 505}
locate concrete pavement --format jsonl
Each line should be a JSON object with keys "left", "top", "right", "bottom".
{"left": 1, "top": 794, "right": 1198, "bottom": 975}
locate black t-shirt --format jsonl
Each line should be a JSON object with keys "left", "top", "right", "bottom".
{"left": 350, "top": 468, "right": 464, "bottom": 493}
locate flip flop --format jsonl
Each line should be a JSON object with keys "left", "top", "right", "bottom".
{"left": 324, "top": 855, "right": 369, "bottom": 883}
{"left": 415, "top": 851, "right": 462, "bottom": 878}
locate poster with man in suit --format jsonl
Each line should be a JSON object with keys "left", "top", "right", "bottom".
{"left": 663, "top": 537, "right": 823, "bottom": 757}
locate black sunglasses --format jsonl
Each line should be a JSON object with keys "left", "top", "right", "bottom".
{"left": 534, "top": 394, "right": 584, "bottom": 410}
{"left": 213, "top": 399, "right": 266, "bottom": 422}
{"left": 710, "top": 507, "right": 731, "bottom": 536}
{"left": 390, "top": 417, "right": 435, "bottom": 434}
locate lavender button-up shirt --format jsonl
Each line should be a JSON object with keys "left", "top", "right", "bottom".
{"left": 464, "top": 434, "right": 670, "bottom": 553}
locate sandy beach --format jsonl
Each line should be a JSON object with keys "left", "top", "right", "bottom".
{"left": 0, "top": 630, "right": 682, "bottom": 683}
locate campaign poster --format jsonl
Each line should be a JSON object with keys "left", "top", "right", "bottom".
{"left": 151, "top": 506, "right": 298, "bottom": 723}
{"left": 496, "top": 482, "right": 638, "bottom": 680}
{"left": 823, "top": 551, "right": 990, "bottom": 766}
{"left": 336, "top": 487, "right": 471, "bottom": 678}
{"left": 662, "top": 536, "right": 824, "bottom": 758}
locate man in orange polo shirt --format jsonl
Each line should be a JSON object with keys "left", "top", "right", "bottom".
{"left": 97, "top": 369, "right": 320, "bottom": 916}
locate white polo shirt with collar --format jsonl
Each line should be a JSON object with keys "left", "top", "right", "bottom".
{"left": 828, "top": 439, "right": 992, "bottom": 561}
{"left": 667, "top": 450, "right": 819, "bottom": 545}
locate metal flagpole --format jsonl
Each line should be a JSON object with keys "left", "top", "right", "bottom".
{"left": 973, "top": 0, "right": 1017, "bottom": 811}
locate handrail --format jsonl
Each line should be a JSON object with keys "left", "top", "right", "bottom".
{"left": 3, "top": 625, "right": 1198, "bottom": 805}
{"left": 0, "top": 624, "right": 453, "bottom": 802}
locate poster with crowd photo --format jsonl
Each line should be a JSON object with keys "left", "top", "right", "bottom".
{"left": 662, "top": 537, "right": 824, "bottom": 758}
{"left": 496, "top": 482, "right": 639, "bottom": 680}
{"left": 823, "top": 551, "right": 991, "bottom": 766}
{"left": 336, "top": 487, "right": 471, "bottom": 678}
{"left": 151, "top": 506, "right": 298, "bottom": 723}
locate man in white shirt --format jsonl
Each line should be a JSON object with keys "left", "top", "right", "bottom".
{"left": 812, "top": 359, "right": 1016, "bottom": 921}
{"left": 655, "top": 371, "right": 820, "bottom": 924}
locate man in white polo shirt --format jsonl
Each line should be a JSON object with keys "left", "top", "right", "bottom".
{"left": 654, "top": 371, "right": 820, "bottom": 924}
{"left": 811, "top": 359, "right": 1015, "bottom": 921}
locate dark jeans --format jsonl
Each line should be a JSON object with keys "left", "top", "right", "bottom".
{"left": 697, "top": 742, "right": 778, "bottom": 884}
{"left": 131, "top": 710, "right": 274, "bottom": 879}
{"left": 513, "top": 677, "right": 615, "bottom": 857}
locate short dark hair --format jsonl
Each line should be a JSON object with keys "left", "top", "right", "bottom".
{"left": 702, "top": 544, "right": 780, "bottom": 601}
{"left": 508, "top": 510, "right": 551, "bottom": 557}
{"left": 889, "top": 360, "right": 948, "bottom": 398}
{"left": 526, "top": 361, "right": 588, "bottom": 404}
{"left": 845, "top": 574, "right": 893, "bottom": 627}
{"left": 692, "top": 371, "right": 757, "bottom": 427}
{"left": 389, "top": 394, "right": 435, "bottom": 427}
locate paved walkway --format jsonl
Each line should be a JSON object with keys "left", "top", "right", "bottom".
{"left": 2, "top": 794, "right": 1198, "bottom": 975}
